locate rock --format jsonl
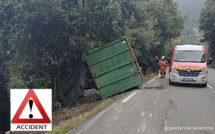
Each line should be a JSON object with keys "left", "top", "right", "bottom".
{"left": 83, "top": 89, "right": 101, "bottom": 102}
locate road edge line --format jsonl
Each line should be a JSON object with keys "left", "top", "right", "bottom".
{"left": 121, "top": 91, "right": 137, "bottom": 103}
{"left": 207, "top": 84, "right": 213, "bottom": 89}
{"left": 148, "top": 79, "right": 155, "bottom": 84}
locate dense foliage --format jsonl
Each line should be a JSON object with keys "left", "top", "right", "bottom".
{"left": 174, "top": 0, "right": 206, "bottom": 42}
{"left": 199, "top": 0, "right": 215, "bottom": 59}
{"left": 124, "top": 0, "right": 184, "bottom": 71}
{"left": 0, "top": 0, "right": 184, "bottom": 132}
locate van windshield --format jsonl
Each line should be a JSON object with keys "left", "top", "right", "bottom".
{"left": 173, "top": 50, "right": 206, "bottom": 63}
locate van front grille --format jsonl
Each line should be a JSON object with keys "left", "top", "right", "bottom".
{"left": 177, "top": 70, "right": 201, "bottom": 77}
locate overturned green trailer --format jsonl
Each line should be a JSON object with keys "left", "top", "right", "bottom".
{"left": 86, "top": 37, "right": 144, "bottom": 98}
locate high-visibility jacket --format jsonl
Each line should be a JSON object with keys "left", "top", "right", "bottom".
{"left": 159, "top": 60, "right": 168, "bottom": 72}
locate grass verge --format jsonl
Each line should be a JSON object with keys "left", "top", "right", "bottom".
{"left": 144, "top": 72, "right": 156, "bottom": 81}
{"left": 209, "top": 64, "right": 215, "bottom": 69}
{"left": 45, "top": 95, "right": 121, "bottom": 134}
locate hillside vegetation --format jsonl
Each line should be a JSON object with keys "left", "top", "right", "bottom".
{"left": 174, "top": 0, "right": 206, "bottom": 42}
{"left": 200, "top": 0, "right": 215, "bottom": 59}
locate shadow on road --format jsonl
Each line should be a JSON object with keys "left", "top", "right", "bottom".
{"left": 170, "top": 83, "right": 206, "bottom": 88}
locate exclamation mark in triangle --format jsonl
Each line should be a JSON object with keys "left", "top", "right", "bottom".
{"left": 29, "top": 100, "right": 33, "bottom": 118}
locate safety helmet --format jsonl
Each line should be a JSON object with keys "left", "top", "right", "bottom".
{"left": 161, "top": 56, "right": 165, "bottom": 59}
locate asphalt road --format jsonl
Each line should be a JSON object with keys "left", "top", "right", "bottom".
{"left": 68, "top": 68, "right": 215, "bottom": 134}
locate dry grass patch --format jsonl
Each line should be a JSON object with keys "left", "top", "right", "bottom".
{"left": 45, "top": 95, "right": 121, "bottom": 134}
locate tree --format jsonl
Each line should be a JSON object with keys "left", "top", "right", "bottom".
{"left": 121, "top": 0, "right": 184, "bottom": 71}
{"left": 174, "top": 0, "right": 206, "bottom": 43}
{"left": 0, "top": 1, "right": 185, "bottom": 132}
{"left": 200, "top": 0, "right": 215, "bottom": 58}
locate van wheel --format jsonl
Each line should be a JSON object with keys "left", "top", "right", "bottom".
{"left": 169, "top": 79, "right": 174, "bottom": 85}
{"left": 201, "top": 83, "right": 207, "bottom": 87}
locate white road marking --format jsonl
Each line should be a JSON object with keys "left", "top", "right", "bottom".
{"left": 164, "top": 120, "right": 167, "bottom": 131}
{"left": 114, "top": 103, "right": 123, "bottom": 121}
{"left": 207, "top": 84, "right": 213, "bottom": 89}
{"left": 121, "top": 91, "right": 137, "bottom": 103}
{"left": 148, "top": 79, "right": 155, "bottom": 84}
{"left": 142, "top": 124, "right": 146, "bottom": 133}
{"left": 141, "top": 111, "right": 145, "bottom": 117}
{"left": 153, "top": 100, "right": 157, "bottom": 105}
{"left": 150, "top": 114, "right": 152, "bottom": 118}
{"left": 75, "top": 103, "right": 116, "bottom": 134}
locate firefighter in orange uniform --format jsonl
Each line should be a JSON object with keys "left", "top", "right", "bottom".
{"left": 159, "top": 56, "right": 168, "bottom": 78}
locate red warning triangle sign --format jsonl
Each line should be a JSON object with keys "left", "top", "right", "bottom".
{"left": 11, "top": 89, "right": 51, "bottom": 123}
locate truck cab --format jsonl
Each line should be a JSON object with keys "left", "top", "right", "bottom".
{"left": 169, "top": 44, "right": 212, "bottom": 87}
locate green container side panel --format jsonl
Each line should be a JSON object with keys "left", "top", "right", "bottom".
{"left": 95, "top": 63, "right": 138, "bottom": 88}
{"left": 89, "top": 38, "right": 124, "bottom": 53}
{"left": 99, "top": 75, "right": 142, "bottom": 98}
{"left": 89, "top": 51, "right": 133, "bottom": 77}
{"left": 86, "top": 37, "right": 144, "bottom": 99}
{"left": 86, "top": 39, "right": 128, "bottom": 66}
